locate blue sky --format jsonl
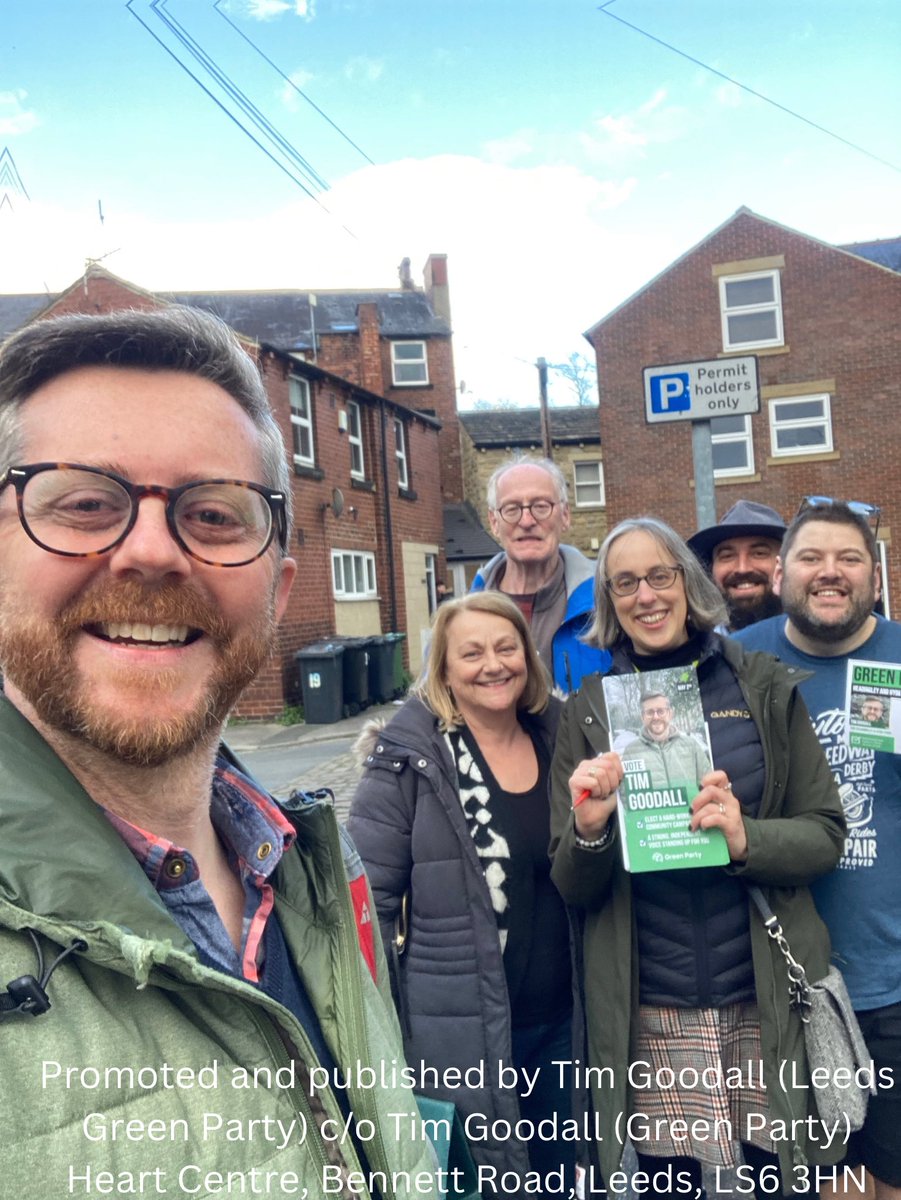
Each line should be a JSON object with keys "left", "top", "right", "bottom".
{"left": 2, "top": 0, "right": 900, "bottom": 406}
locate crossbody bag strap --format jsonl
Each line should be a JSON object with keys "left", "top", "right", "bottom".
{"left": 745, "top": 882, "right": 812, "bottom": 1021}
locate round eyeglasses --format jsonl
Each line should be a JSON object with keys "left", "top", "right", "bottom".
{"left": 605, "top": 565, "right": 684, "bottom": 597}
{"left": 0, "top": 463, "right": 289, "bottom": 567}
{"left": 495, "top": 499, "right": 558, "bottom": 524}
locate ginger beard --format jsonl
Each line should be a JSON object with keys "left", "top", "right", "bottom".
{"left": 0, "top": 578, "right": 278, "bottom": 766}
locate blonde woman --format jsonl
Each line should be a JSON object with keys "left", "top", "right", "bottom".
{"left": 347, "top": 591, "right": 573, "bottom": 1189}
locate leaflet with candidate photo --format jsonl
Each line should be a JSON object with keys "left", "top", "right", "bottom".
{"left": 845, "top": 659, "right": 901, "bottom": 754}
{"left": 602, "top": 666, "right": 728, "bottom": 873}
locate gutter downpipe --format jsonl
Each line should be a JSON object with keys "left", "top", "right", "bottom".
{"left": 379, "top": 399, "right": 399, "bottom": 632}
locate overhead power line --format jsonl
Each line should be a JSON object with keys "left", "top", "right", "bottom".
{"left": 125, "top": 0, "right": 358, "bottom": 235}
{"left": 213, "top": 0, "right": 374, "bottom": 166}
{"left": 597, "top": 2, "right": 901, "bottom": 176}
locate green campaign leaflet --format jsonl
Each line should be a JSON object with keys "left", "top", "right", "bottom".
{"left": 845, "top": 659, "right": 901, "bottom": 754}
{"left": 602, "top": 666, "right": 729, "bottom": 873}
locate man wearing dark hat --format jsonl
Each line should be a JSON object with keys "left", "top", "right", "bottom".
{"left": 687, "top": 499, "right": 786, "bottom": 632}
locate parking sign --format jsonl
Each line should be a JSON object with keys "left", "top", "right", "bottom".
{"left": 643, "top": 356, "right": 759, "bottom": 424}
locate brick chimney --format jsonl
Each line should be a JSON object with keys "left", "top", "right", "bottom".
{"left": 356, "top": 301, "right": 383, "bottom": 395}
{"left": 423, "top": 254, "right": 451, "bottom": 325}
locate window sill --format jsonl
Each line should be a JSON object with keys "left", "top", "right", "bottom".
{"left": 398, "top": 487, "right": 418, "bottom": 502}
{"left": 718, "top": 345, "right": 790, "bottom": 358}
{"left": 691, "top": 473, "right": 762, "bottom": 489}
{"left": 351, "top": 477, "right": 376, "bottom": 493}
{"left": 767, "top": 450, "right": 841, "bottom": 466}
{"left": 293, "top": 463, "right": 325, "bottom": 481}
{"left": 391, "top": 381, "right": 433, "bottom": 389}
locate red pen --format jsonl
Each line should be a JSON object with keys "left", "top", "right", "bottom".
{"left": 574, "top": 788, "right": 591, "bottom": 807}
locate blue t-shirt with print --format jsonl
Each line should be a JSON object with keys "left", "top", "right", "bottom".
{"left": 734, "top": 614, "right": 901, "bottom": 1011}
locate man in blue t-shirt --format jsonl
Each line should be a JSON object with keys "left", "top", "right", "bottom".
{"left": 735, "top": 499, "right": 901, "bottom": 1199}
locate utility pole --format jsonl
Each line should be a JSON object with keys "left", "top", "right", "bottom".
{"left": 537, "top": 357, "right": 552, "bottom": 459}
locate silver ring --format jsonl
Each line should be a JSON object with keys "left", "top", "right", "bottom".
{"left": 723, "top": 781, "right": 732, "bottom": 791}
{"left": 718, "top": 802, "right": 726, "bottom": 814}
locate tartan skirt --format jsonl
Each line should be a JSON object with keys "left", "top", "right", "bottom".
{"left": 629, "top": 1002, "right": 773, "bottom": 1168}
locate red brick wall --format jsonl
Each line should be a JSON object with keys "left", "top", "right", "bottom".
{"left": 315, "top": 309, "right": 463, "bottom": 506}
{"left": 589, "top": 211, "right": 901, "bottom": 604}
{"left": 384, "top": 335, "right": 463, "bottom": 505}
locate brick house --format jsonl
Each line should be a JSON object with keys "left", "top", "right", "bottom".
{"left": 0, "top": 257, "right": 457, "bottom": 713}
{"left": 459, "top": 405, "right": 606, "bottom": 587}
{"left": 586, "top": 208, "right": 901, "bottom": 613}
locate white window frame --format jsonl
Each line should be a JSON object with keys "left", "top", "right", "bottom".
{"left": 572, "top": 460, "right": 605, "bottom": 508}
{"left": 391, "top": 340, "right": 429, "bottom": 386}
{"left": 289, "top": 376, "right": 315, "bottom": 466}
{"left": 719, "top": 269, "right": 784, "bottom": 352}
{"left": 878, "top": 541, "right": 891, "bottom": 620}
{"left": 425, "top": 552, "right": 438, "bottom": 616}
{"left": 331, "top": 549, "right": 377, "bottom": 600}
{"left": 347, "top": 400, "right": 365, "bottom": 479}
{"left": 768, "top": 393, "right": 833, "bottom": 458}
{"left": 711, "top": 413, "right": 754, "bottom": 478}
{"left": 394, "top": 418, "right": 409, "bottom": 489}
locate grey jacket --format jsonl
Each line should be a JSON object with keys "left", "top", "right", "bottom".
{"left": 347, "top": 695, "right": 562, "bottom": 1177}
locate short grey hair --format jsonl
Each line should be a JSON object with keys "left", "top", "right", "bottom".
{"left": 486, "top": 454, "right": 569, "bottom": 510}
{"left": 584, "top": 516, "right": 728, "bottom": 649}
{"left": 0, "top": 304, "right": 293, "bottom": 538}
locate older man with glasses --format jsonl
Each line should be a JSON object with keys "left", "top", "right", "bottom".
{"left": 735, "top": 496, "right": 901, "bottom": 1200}
{"left": 0, "top": 307, "right": 438, "bottom": 1197}
{"left": 472, "top": 455, "right": 610, "bottom": 691}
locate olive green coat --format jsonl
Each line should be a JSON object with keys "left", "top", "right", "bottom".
{"left": 549, "top": 638, "right": 847, "bottom": 1183}
{"left": 0, "top": 697, "right": 437, "bottom": 1197}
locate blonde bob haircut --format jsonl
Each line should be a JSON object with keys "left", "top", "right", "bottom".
{"left": 411, "top": 591, "right": 550, "bottom": 731}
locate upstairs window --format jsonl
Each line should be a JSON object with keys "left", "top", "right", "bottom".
{"left": 289, "top": 376, "right": 314, "bottom": 466}
{"left": 711, "top": 413, "right": 754, "bottom": 478}
{"left": 347, "top": 400, "right": 365, "bottom": 479}
{"left": 394, "top": 418, "right": 409, "bottom": 489}
{"left": 391, "top": 340, "right": 429, "bottom": 386}
{"left": 719, "top": 270, "right": 784, "bottom": 351}
{"left": 332, "top": 550, "right": 377, "bottom": 600}
{"left": 573, "top": 461, "right": 605, "bottom": 507}
{"left": 769, "top": 394, "right": 833, "bottom": 457}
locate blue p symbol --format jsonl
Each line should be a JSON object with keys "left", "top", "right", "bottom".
{"left": 650, "top": 373, "right": 691, "bottom": 414}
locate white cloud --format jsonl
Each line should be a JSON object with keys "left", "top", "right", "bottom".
{"left": 482, "top": 130, "right": 536, "bottom": 165}
{"left": 0, "top": 90, "right": 39, "bottom": 137}
{"left": 243, "top": 0, "right": 293, "bottom": 20}
{"left": 714, "top": 82, "right": 744, "bottom": 108}
{"left": 280, "top": 68, "right": 316, "bottom": 111}
{"left": 579, "top": 90, "right": 689, "bottom": 166}
{"left": 343, "top": 57, "right": 384, "bottom": 84}
{"left": 2, "top": 152, "right": 898, "bottom": 409}
{"left": 0, "top": 155, "right": 642, "bottom": 405}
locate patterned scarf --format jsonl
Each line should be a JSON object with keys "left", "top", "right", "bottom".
{"left": 445, "top": 728, "right": 512, "bottom": 950}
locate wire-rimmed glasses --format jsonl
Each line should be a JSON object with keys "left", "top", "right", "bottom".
{"left": 605, "top": 565, "right": 684, "bottom": 597}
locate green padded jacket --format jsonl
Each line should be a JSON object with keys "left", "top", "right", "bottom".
{"left": 0, "top": 697, "right": 438, "bottom": 1198}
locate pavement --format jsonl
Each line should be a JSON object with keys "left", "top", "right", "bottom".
{"left": 225, "top": 699, "right": 404, "bottom": 822}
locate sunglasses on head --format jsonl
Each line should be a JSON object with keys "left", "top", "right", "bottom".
{"left": 797, "top": 495, "right": 881, "bottom": 538}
